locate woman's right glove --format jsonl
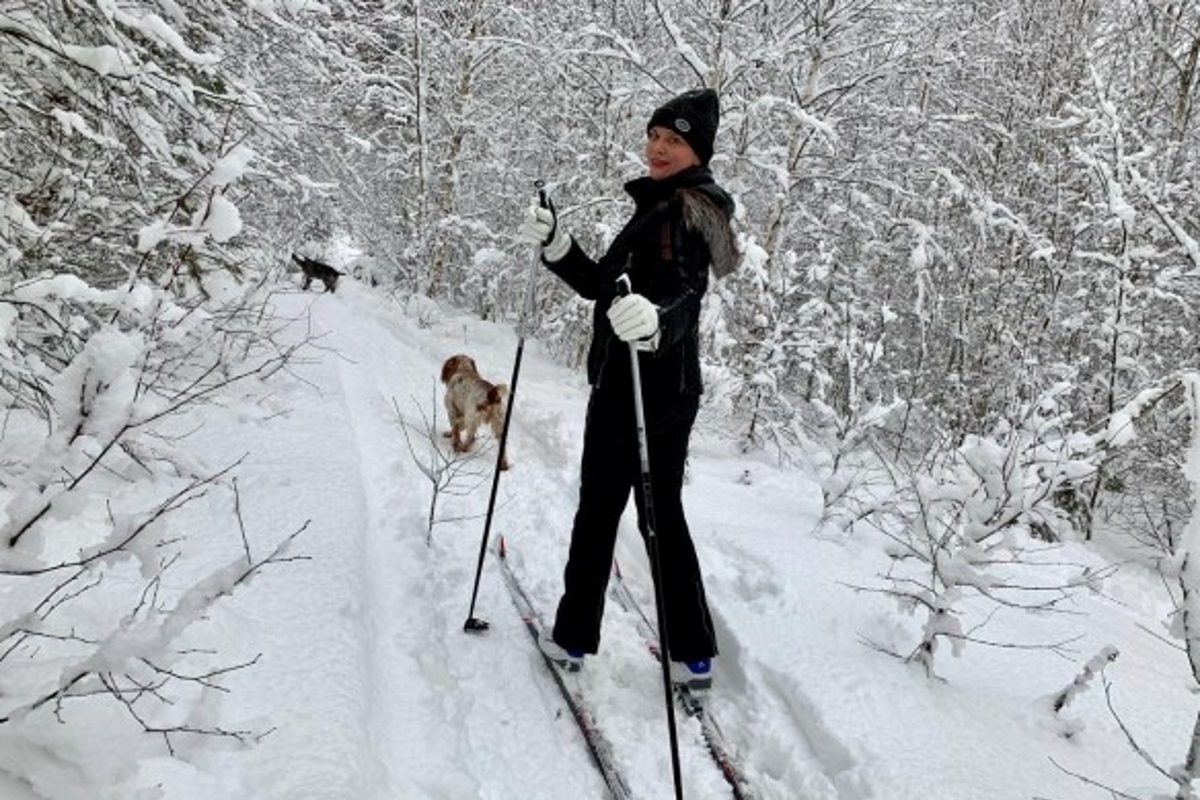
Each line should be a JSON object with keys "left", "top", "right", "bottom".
{"left": 519, "top": 200, "right": 571, "bottom": 263}
{"left": 607, "top": 292, "right": 661, "bottom": 351}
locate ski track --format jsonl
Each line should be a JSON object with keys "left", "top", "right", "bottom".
{"left": 199, "top": 290, "right": 386, "bottom": 800}
{"left": 323, "top": 308, "right": 429, "bottom": 799}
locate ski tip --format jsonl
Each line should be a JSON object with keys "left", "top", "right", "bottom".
{"left": 463, "top": 617, "right": 491, "bottom": 634}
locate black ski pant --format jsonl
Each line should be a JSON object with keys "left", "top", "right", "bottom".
{"left": 551, "top": 388, "right": 717, "bottom": 662}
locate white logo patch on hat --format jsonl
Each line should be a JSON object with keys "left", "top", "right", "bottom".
{"left": 675, "top": 118, "right": 691, "bottom": 133}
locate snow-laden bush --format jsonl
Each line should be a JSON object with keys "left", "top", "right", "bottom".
{"left": 1, "top": 0, "right": 311, "bottom": 789}
{"left": 846, "top": 388, "right": 1109, "bottom": 677}
{"left": 1051, "top": 372, "right": 1200, "bottom": 798}
{"left": 0, "top": 272, "right": 308, "bottom": 777}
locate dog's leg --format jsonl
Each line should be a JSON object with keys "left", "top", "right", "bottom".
{"left": 489, "top": 409, "right": 510, "bottom": 470}
{"left": 460, "top": 417, "right": 480, "bottom": 453}
{"left": 447, "top": 402, "right": 467, "bottom": 451}
{"left": 443, "top": 398, "right": 456, "bottom": 441}
{"left": 452, "top": 420, "right": 472, "bottom": 453}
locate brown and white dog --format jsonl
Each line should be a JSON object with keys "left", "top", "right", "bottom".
{"left": 440, "top": 354, "right": 510, "bottom": 469}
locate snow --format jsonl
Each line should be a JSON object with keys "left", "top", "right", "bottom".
{"left": 210, "top": 146, "right": 257, "bottom": 188}
{"left": 0, "top": 274, "right": 1196, "bottom": 800}
{"left": 203, "top": 195, "right": 243, "bottom": 243}
{"left": 50, "top": 108, "right": 120, "bottom": 148}
{"left": 137, "top": 194, "right": 244, "bottom": 250}
{"left": 60, "top": 44, "right": 137, "bottom": 78}
{"left": 94, "top": 3, "right": 219, "bottom": 68}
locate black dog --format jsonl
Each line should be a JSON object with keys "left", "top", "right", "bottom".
{"left": 291, "top": 253, "right": 343, "bottom": 293}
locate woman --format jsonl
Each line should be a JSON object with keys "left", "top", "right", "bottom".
{"left": 520, "top": 88, "right": 738, "bottom": 690}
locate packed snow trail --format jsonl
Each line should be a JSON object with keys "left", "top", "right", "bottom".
{"left": 0, "top": 263, "right": 1190, "bottom": 798}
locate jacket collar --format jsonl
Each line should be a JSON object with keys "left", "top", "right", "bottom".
{"left": 624, "top": 166, "right": 714, "bottom": 208}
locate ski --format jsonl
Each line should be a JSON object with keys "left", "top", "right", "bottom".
{"left": 609, "top": 559, "right": 755, "bottom": 800}
{"left": 494, "top": 536, "right": 635, "bottom": 800}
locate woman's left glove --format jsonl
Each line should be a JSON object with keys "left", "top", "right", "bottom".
{"left": 607, "top": 293, "right": 661, "bottom": 350}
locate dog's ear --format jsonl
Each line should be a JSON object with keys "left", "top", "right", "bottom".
{"left": 440, "top": 357, "right": 458, "bottom": 384}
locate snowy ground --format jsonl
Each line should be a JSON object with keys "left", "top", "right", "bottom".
{"left": 3, "top": 273, "right": 1195, "bottom": 800}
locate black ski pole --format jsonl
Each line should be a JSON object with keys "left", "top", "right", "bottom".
{"left": 615, "top": 273, "right": 685, "bottom": 800}
{"left": 463, "top": 180, "right": 548, "bottom": 633}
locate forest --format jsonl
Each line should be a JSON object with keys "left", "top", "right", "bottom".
{"left": 2, "top": 1, "right": 1199, "bottom": 797}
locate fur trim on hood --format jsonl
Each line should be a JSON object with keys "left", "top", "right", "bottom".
{"left": 679, "top": 187, "right": 740, "bottom": 279}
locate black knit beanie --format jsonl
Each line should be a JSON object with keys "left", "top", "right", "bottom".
{"left": 646, "top": 88, "right": 720, "bottom": 166}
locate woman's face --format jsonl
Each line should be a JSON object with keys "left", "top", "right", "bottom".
{"left": 644, "top": 126, "right": 700, "bottom": 181}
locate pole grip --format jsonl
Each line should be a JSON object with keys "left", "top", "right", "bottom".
{"left": 615, "top": 273, "right": 631, "bottom": 297}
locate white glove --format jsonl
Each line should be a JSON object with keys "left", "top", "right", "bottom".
{"left": 519, "top": 204, "right": 571, "bottom": 262}
{"left": 607, "top": 293, "right": 660, "bottom": 348}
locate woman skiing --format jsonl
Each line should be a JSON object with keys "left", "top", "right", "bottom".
{"left": 519, "top": 88, "right": 739, "bottom": 690}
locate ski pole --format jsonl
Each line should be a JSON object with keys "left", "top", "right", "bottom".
{"left": 615, "top": 273, "right": 685, "bottom": 800}
{"left": 463, "top": 179, "right": 547, "bottom": 634}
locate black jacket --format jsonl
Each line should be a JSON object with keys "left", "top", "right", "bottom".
{"left": 546, "top": 167, "right": 737, "bottom": 429}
